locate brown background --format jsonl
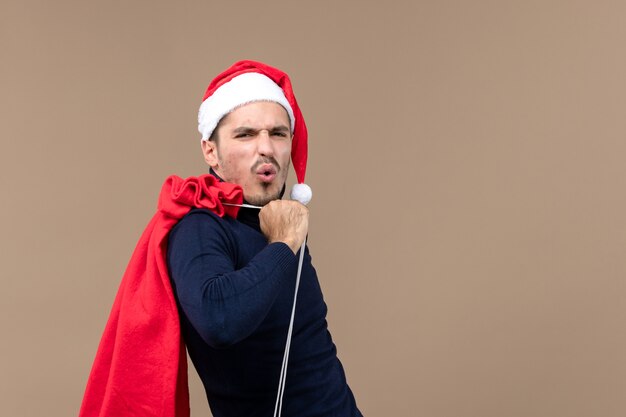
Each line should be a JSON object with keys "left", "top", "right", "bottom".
{"left": 2, "top": 1, "right": 626, "bottom": 416}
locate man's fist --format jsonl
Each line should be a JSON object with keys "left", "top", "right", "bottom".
{"left": 259, "top": 200, "right": 309, "bottom": 254}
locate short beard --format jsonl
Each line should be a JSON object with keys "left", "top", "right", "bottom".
{"left": 245, "top": 184, "right": 283, "bottom": 206}
{"left": 245, "top": 157, "right": 289, "bottom": 206}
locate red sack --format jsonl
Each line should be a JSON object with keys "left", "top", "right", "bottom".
{"left": 79, "top": 174, "right": 242, "bottom": 417}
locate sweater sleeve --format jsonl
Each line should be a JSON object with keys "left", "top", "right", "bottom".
{"left": 167, "top": 210, "right": 297, "bottom": 348}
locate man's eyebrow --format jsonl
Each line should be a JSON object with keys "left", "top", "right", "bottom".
{"left": 232, "top": 125, "right": 290, "bottom": 133}
{"left": 232, "top": 126, "right": 257, "bottom": 134}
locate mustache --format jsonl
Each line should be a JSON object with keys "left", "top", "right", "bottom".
{"left": 251, "top": 157, "right": 280, "bottom": 173}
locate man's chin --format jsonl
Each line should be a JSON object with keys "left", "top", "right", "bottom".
{"left": 244, "top": 187, "right": 282, "bottom": 206}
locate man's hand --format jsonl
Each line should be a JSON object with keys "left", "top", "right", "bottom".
{"left": 259, "top": 200, "right": 309, "bottom": 254}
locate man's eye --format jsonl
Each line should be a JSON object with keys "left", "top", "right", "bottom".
{"left": 272, "top": 132, "right": 287, "bottom": 137}
{"left": 235, "top": 133, "right": 252, "bottom": 138}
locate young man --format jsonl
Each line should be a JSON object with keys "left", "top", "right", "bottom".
{"left": 166, "top": 61, "right": 363, "bottom": 416}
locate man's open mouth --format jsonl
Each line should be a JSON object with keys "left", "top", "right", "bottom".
{"left": 256, "top": 164, "right": 277, "bottom": 183}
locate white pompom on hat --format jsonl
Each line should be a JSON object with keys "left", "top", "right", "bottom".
{"left": 198, "top": 60, "right": 312, "bottom": 205}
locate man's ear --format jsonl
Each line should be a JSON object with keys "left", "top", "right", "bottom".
{"left": 201, "top": 140, "right": 220, "bottom": 170}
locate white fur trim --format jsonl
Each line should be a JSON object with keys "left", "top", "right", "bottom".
{"left": 290, "top": 183, "right": 312, "bottom": 205}
{"left": 198, "top": 73, "right": 295, "bottom": 140}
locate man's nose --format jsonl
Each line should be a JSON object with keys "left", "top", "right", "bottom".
{"left": 257, "top": 130, "right": 274, "bottom": 156}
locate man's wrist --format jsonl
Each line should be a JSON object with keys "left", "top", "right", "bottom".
{"left": 269, "top": 237, "right": 299, "bottom": 254}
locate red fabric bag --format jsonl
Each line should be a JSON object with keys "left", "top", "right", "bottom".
{"left": 79, "top": 174, "right": 242, "bottom": 417}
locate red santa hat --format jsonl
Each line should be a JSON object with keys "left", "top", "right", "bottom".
{"left": 198, "top": 60, "right": 312, "bottom": 205}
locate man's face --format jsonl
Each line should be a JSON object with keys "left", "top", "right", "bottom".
{"left": 201, "top": 101, "right": 292, "bottom": 206}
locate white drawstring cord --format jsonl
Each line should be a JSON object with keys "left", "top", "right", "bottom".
{"left": 223, "top": 202, "right": 264, "bottom": 210}
{"left": 223, "top": 201, "right": 306, "bottom": 416}
{"left": 273, "top": 238, "right": 306, "bottom": 417}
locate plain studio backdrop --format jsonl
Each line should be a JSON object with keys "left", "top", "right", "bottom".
{"left": 1, "top": 1, "right": 625, "bottom": 416}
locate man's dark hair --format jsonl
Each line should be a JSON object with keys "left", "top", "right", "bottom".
{"left": 208, "top": 119, "right": 222, "bottom": 143}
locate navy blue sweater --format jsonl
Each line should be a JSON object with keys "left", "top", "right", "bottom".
{"left": 167, "top": 205, "right": 362, "bottom": 417}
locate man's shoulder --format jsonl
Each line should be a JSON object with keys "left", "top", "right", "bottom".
{"left": 167, "top": 208, "right": 242, "bottom": 266}
{"left": 169, "top": 207, "right": 237, "bottom": 243}
{"left": 175, "top": 207, "right": 233, "bottom": 226}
